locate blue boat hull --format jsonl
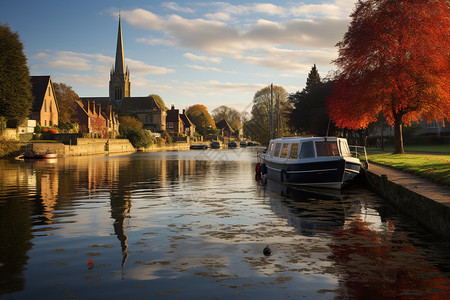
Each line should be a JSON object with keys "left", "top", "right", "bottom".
{"left": 262, "top": 158, "right": 348, "bottom": 189}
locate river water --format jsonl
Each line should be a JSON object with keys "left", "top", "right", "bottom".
{"left": 1, "top": 148, "right": 450, "bottom": 299}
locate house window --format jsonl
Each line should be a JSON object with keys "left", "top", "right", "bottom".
{"left": 168, "top": 122, "right": 173, "bottom": 129}
{"left": 44, "top": 100, "right": 47, "bottom": 112}
{"left": 50, "top": 102, "right": 52, "bottom": 113}
{"left": 48, "top": 86, "right": 51, "bottom": 96}
{"left": 44, "top": 120, "right": 47, "bottom": 126}
{"left": 49, "top": 120, "right": 52, "bottom": 126}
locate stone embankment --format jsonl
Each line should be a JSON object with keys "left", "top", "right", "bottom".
{"left": 361, "top": 164, "right": 450, "bottom": 240}
{"left": 26, "top": 138, "right": 135, "bottom": 157}
{"left": 25, "top": 139, "right": 193, "bottom": 157}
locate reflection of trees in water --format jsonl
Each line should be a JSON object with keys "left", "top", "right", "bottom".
{"left": 0, "top": 161, "right": 34, "bottom": 295}
{"left": 329, "top": 218, "right": 450, "bottom": 299}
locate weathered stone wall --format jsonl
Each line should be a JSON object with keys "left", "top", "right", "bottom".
{"left": 361, "top": 169, "right": 450, "bottom": 240}
{"left": 28, "top": 138, "right": 135, "bottom": 157}
{"left": 0, "top": 129, "right": 18, "bottom": 140}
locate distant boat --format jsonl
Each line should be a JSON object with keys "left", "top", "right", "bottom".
{"left": 210, "top": 141, "right": 221, "bottom": 149}
{"left": 228, "top": 141, "right": 238, "bottom": 148}
{"left": 239, "top": 141, "right": 247, "bottom": 147}
{"left": 258, "top": 137, "right": 364, "bottom": 189}
{"left": 190, "top": 144, "right": 208, "bottom": 150}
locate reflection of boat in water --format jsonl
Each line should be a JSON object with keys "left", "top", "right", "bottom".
{"left": 262, "top": 179, "right": 360, "bottom": 236}
{"left": 258, "top": 137, "right": 364, "bottom": 189}
{"left": 24, "top": 151, "right": 58, "bottom": 159}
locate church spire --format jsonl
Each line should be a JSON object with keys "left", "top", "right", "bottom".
{"left": 115, "top": 14, "right": 125, "bottom": 75}
{"left": 109, "top": 14, "right": 131, "bottom": 100}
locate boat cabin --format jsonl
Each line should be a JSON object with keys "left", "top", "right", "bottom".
{"left": 266, "top": 137, "right": 352, "bottom": 160}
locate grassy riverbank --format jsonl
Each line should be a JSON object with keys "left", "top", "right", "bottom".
{"left": 367, "top": 152, "right": 450, "bottom": 186}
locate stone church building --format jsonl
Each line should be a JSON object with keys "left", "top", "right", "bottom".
{"left": 80, "top": 16, "right": 166, "bottom": 132}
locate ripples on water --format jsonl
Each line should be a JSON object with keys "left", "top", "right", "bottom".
{"left": 0, "top": 148, "right": 449, "bottom": 299}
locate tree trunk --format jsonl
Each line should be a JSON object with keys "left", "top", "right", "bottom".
{"left": 393, "top": 114, "right": 404, "bottom": 154}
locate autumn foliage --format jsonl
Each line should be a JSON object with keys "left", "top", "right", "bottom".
{"left": 328, "top": 0, "right": 450, "bottom": 153}
{"left": 186, "top": 104, "right": 216, "bottom": 132}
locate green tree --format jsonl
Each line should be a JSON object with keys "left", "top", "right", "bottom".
{"left": 118, "top": 116, "right": 143, "bottom": 134}
{"left": 149, "top": 94, "right": 168, "bottom": 111}
{"left": 125, "top": 127, "right": 153, "bottom": 148}
{"left": 53, "top": 82, "right": 79, "bottom": 125}
{"left": 244, "top": 85, "right": 292, "bottom": 144}
{"left": 211, "top": 105, "right": 242, "bottom": 131}
{"left": 289, "top": 80, "right": 336, "bottom": 136}
{"left": 305, "top": 64, "right": 321, "bottom": 93}
{"left": 186, "top": 104, "right": 216, "bottom": 135}
{"left": 0, "top": 24, "right": 33, "bottom": 127}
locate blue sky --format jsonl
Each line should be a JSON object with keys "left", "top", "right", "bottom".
{"left": 1, "top": 0, "right": 356, "bottom": 113}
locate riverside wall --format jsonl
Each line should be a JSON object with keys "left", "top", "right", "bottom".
{"left": 26, "top": 139, "right": 192, "bottom": 157}
{"left": 27, "top": 138, "right": 135, "bottom": 157}
{"left": 361, "top": 169, "right": 450, "bottom": 240}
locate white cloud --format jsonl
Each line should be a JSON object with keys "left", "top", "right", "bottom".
{"left": 162, "top": 2, "right": 195, "bottom": 14}
{"left": 127, "top": 58, "right": 175, "bottom": 75}
{"left": 183, "top": 53, "right": 222, "bottom": 64}
{"left": 187, "top": 64, "right": 222, "bottom": 72}
{"left": 253, "top": 3, "right": 285, "bottom": 16}
{"left": 122, "top": 8, "right": 163, "bottom": 30}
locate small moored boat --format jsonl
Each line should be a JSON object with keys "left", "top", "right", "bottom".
{"left": 258, "top": 137, "right": 365, "bottom": 189}
{"left": 190, "top": 144, "right": 208, "bottom": 150}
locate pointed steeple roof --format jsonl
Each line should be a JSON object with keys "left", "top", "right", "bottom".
{"left": 114, "top": 14, "right": 125, "bottom": 75}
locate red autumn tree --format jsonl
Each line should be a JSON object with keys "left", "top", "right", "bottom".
{"left": 328, "top": 0, "right": 450, "bottom": 153}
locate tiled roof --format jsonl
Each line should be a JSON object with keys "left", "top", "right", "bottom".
{"left": 30, "top": 76, "right": 50, "bottom": 112}
{"left": 180, "top": 113, "right": 195, "bottom": 127}
{"left": 216, "top": 119, "right": 235, "bottom": 133}
{"left": 119, "top": 96, "right": 161, "bottom": 112}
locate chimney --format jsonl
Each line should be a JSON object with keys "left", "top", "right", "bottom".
{"left": 86, "top": 100, "right": 91, "bottom": 114}
{"left": 183, "top": 109, "right": 186, "bottom": 114}
{"left": 171, "top": 104, "right": 175, "bottom": 110}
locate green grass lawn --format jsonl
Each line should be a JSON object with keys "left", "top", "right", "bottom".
{"left": 367, "top": 153, "right": 450, "bottom": 186}
{"left": 368, "top": 144, "right": 450, "bottom": 154}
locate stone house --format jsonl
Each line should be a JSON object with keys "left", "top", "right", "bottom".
{"left": 166, "top": 106, "right": 195, "bottom": 136}
{"left": 74, "top": 99, "right": 119, "bottom": 138}
{"left": 30, "top": 76, "right": 59, "bottom": 127}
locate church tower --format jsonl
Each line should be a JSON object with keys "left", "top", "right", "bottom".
{"left": 109, "top": 15, "right": 131, "bottom": 100}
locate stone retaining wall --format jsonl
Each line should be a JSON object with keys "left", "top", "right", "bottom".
{"left": 361, "top": 169, "right": 450, "bottom": 240}
{"left": 28, "top": 138, "right": 135, "bottom": 157}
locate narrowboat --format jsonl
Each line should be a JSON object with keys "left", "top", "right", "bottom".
{"left": 258, "top": 137, "right": 365, "bottom": 189}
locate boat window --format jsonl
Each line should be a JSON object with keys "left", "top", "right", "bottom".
{"left": 273, "top": 143, "right": 282, "bottom": 157}
{"left": 299, "top": 141, "right": 315, "bottom": 158}
{"left": 289, "top": 143, "right": 299, "bottom": 159}
{"left": 280, "top": 143, "right": 289, "bottom": 158}
{"left": 315, "top": 141, "right": 340, "bottom": 157}
{"left": 339, "top": 140, "right": 351, "bottom": 156}
{"left": 268, "top": 142, "right": 274, "bottom": 155}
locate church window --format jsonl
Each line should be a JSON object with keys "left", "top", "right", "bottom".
{"left": 44, "top": 100, "right": 47, "bottom": 112}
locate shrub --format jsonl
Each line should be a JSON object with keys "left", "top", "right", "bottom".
{"left": 125, "top": 128, "right": 153, "bottom": 148}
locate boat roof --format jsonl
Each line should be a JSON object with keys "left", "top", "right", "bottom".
{"left": 269, "top": 136, "right": 344, "bottom": 143}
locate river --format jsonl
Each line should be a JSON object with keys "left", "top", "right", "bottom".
{"left": 1, "top": 148, "right": 449, "bottom": 299}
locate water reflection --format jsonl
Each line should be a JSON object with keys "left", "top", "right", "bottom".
{"left": 263, "top": 179, "right": 450, "bottom": 299}
{"left": 0, "top": 150, "right": 449, "bottom": 299}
